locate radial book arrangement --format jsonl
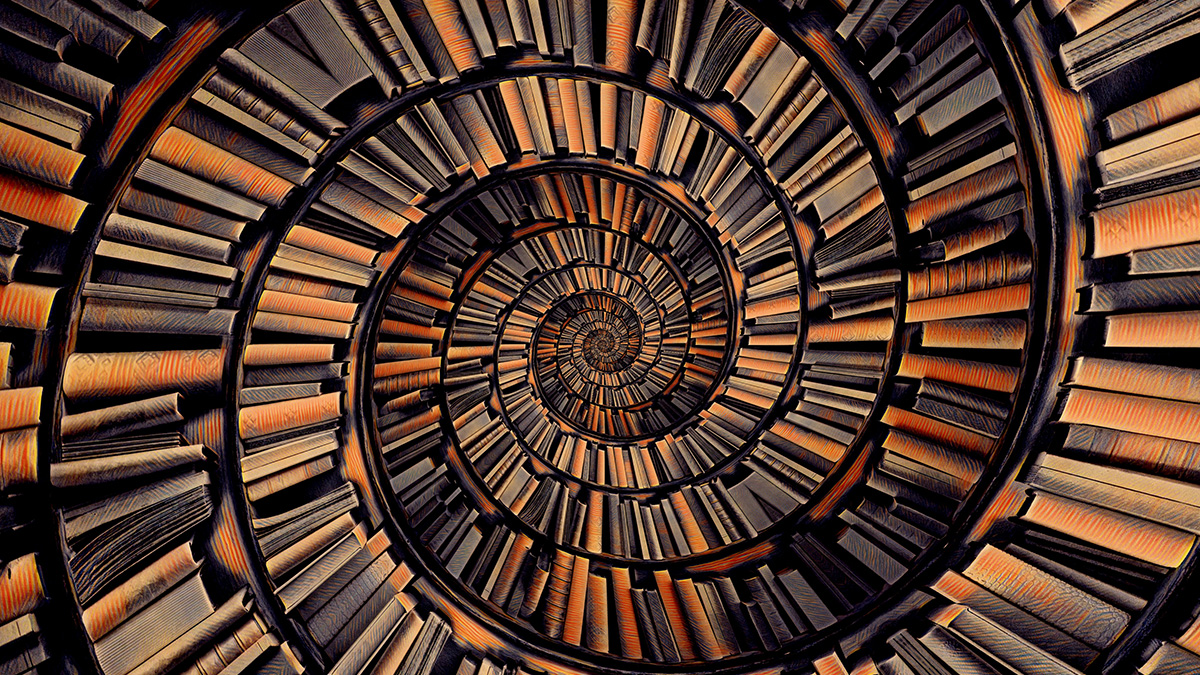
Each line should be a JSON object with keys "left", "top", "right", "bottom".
{"left": 1, "top": 0, "right": 1200, "bottom": 674}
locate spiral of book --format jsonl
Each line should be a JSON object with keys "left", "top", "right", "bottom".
{"left": 0, "top": 0, "right": 1196, "bottom": 673}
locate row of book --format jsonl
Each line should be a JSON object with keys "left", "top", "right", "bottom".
{"left": 0, "top": 4, "right": 153, "bottom": 669}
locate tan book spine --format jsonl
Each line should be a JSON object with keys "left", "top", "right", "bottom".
{"left": 897, "top": 353, "right": 1019, "bottom": 392}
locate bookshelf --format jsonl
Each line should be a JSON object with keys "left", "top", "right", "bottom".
{"left": 0, "top": 0, "right": 1198, "bottom": 673}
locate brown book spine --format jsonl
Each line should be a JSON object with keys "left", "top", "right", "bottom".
{"left": 265, "top": 513, "right": 359, "bottom": 579}
{"left": 51, "top": 445, "right": 206, "bottom": 487}
{"left": 654, "top": 570, "right": 696, "bottom": 660}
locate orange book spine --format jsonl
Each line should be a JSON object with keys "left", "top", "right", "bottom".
{"left": 0, "top": 170, "right": 86, "bottom": 232}
{"left": 896, "top": 353, "right": 1018, "bottom": 392}
{"left": 284, "top": 226, "right": 377, "bottom": 266}
{"left": 1105, "top": 311, "right": 1200, "bottom": 348}
{"left": 374, "top": 357, "right": 441, "bottom": 378}
{"left": 244, "top": 343, "right": 336, "bottom": 366}
{"left": 1060, "top": 388, "right": 1200, "bottom": 444}
{"left": 239, "top": 392, "right": 342, "bottom": 439}
{"left": 1022, "top": 491, "right": 1194, "bottom": 568}
{"left": 635, "top": 96, "right": 666, "bottom": 170}
{"left": 883, "top": 429, "right": 984, "bottom": 488}
{"left": 724, "top": 29, "right": 779, "bottom": 99}
{"left": 258, "top": 290, "right": 358, "bottom": 322}
{"left": 610, "top": 567, "right": 641, "bottom": 659}
{"left": 771, "top": 419, "right": 847, "bottom": 463}
{"left": 1091, "top": 187, "right": 1200, "bottom": 258}
{"left": 0, "top": 554, "right": 44, "bottom": 623}
{"left": 543, "top": 550, "right": 574, "bottom": 639}
{"left": 558, "top": 79, "right": 585, "bottom": 154}
{"left": 563, "top": 555, "right": 590, "bottom": 646}
{"left": 0, "top": 388, "right": 41, "bottom": 431}
{"left": 882, "top": 407, "right": 993, "bottom": 455}
{"left": 380, "top": 320, "right": 446, "bottom": 341}
{"left": 499, "top": 80, "right": 536, "bottom": 153}
{"left": 904, "top": 159, "right": 1019, "bottom": 233}
{"left": 490, "top": 533, "right": 533, "bottom": 605}
{"left": 0, "top": 282, "right": 59, "bottom": 330}
{"left": 62, "top": 349, "right": 224, "bottom": 401}
{"left": 0, "top": 120, "right": 84, "bottom": 188}
{"left": 807, "top": 316, "right": 894, "bottom": 342}
{"left": 745, "top": 294, "right": 800, "bottom": 320}
{"left": 373, "top": 370, "right": 440, "bottom": 397}
{"left": 920, "top": 318, "right": 1027, "bottom": 350}
{"left": 150, "top": 127, "right": 293, "bottom": 206}
{"left": 83, "top": 542, "right": 199, "bottom": 640}
{"left": 0, "top": 428, "right": 37, "bottom": 490}
{"left": 425, "top": 0, "right": 483, "bottom": 72}
{"left": 1069, "top": 357, "right": 1200, "bottom": 403}
{"left": 905, "top": 284, "right": 1030, "bottom": 323}
{"left": 605, "top": 0, "right": 637, "bottom": 73}
{"left": 653, "top": 570, "right": 696, "bottom": 660}
{"left": 321, "top": 182, "right": 408, "bottom": 237}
